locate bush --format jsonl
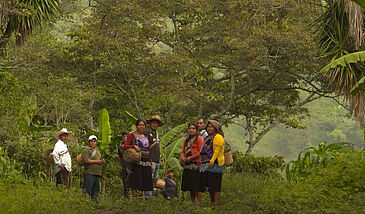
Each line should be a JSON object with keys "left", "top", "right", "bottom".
{"left": 232, "top": 151, "right": 284, "bottom": 176}
{"left": 284, "top": 142, "right": 353, "bottom": 181}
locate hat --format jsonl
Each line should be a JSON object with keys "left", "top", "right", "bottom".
{"left": 55, "top": 128, "right": 72, "bottom": 140}
{"left": 147, "top": 115, "right": 164, "bottom": 126}
{"left": 88, "top": 135, "right": 97, "bottom": 141}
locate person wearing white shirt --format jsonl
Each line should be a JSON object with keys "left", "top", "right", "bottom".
{"left": 53, "top": 128, "right": 72, "bottom": 186}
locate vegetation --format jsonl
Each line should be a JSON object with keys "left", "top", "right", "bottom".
{"left": 1, "top": 0, "right": 365, "bottom": 213}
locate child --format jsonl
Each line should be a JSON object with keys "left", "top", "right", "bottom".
{"left": 163, "top": 169, "right": 178, "bottom": 200}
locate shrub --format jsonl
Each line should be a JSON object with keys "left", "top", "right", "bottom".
{"left": 284, "top": 142, "right": 353, "bottom": 181}
{"left": 232, "top": 151, "right": 284, "bottom": 176}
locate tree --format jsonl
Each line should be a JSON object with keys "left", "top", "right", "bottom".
{"left": 7, "top": 0, "right": 327, "bottom": 156}
{"left": 316, "top": 0, "right": 365, "bottom": 125}
{"left": 0, "top": 0, "right": 60, "bottom": 53}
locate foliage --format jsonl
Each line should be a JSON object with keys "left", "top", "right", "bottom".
{"left": 316, "top": 0, "right": 365, "bottom": 125}
{"left": 285, "top": 141, "right": 353, "bottom": 181}
{"left": 160, "top": 123, "right": 187, "bottom": 172}
{"left": 98, "top": 108, "right": 111, "bottom": 155}
{"left": 231, "top": 151, "right": 284, "bottom": 176}
{"left": 0, "top": 147, "right": 23, "bottom": 182}
{"left": 0, "top": 0, "right": 60, "bottom": 50}
{"left": 319, "top": 51, "right": 365, "bottom": 74}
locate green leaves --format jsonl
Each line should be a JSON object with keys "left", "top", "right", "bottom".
{"left": 285, "top": 142, "right": 353, "bottom": 181}
{"left": 98, "top": 108, "right": 111, "bottom": 155}
{"left": 319, "top": 51, "right": 365, "bottom": 74}
{"left": 160, "top": 123, "right": 186, "bottom": 172}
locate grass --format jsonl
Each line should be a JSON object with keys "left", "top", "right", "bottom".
{"left": 0, "top": 179, "right": 93, "bottom": 214}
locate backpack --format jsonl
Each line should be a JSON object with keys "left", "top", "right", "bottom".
{"left": 42, "top": 149, "right": 54, "bottom": 165}
{"left": 76, "top": 149, "right": 97, "bottom": 166}
{"left": 224, "top": 140, "right": 233, "bottom": 165}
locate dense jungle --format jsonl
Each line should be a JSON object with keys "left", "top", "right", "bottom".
{"left": 1, "top": 0, "right": 365, "bottom": 213}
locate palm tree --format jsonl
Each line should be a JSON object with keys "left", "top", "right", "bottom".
{"left": 0, "top": 0, "right": 60, "bottom": 53}
{"left": 317, "top": 0, "right": 365, "bottom": 125}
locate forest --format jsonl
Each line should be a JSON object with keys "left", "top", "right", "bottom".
{"left": 1, "top": 0, "right": 365, "bottom": 213}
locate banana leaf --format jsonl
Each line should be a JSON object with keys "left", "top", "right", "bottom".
{"left": 166, "top": 136, "right": 185, "bottom": 159}
{"left": 124, "top": 111, "right": 137, "bottom": 125}
{"left": 319, "top": 51, "right": 365, "bottom": 74}
{"left": 160, "top": 123, "right": 187, "bottom": 147}
{"left": 166, "top": 156, "right": 183, "bottom": 172}
{"left": 98, "top": 108, "right": 111, "bottom": 155}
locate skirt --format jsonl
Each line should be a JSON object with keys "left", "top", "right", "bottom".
{"left": 181, "top": 168, "right": 201, "bottom": 191}
{"left": 129, "top": 164, "right": 153, "bottom": 191}
{"left": 200, "top": 162, "right": 223, "bottom": 192}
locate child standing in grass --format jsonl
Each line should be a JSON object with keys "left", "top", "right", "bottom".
{"left": 163, "top": 169, "right": 178, "bottom": 200}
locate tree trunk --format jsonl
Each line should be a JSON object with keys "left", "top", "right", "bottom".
{"left": 164, "top": 95, "right": 180, "bottom": 132}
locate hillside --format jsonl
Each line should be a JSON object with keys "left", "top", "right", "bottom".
{"left": 224, "top": 97, "right": 364, "bottom": 160}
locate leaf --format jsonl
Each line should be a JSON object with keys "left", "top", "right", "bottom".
{"left": 160, "top": 123, "right": 187, "bottom": 147}
{"left": 166, "top": 157, "right": 183, "bottom": 172}
{"left": 124, "top": 111, "right": 137, "bottom": 125}
{"left": 351, "top": 76, "right": 365, "bottom": 95}
{"left": 98, "top": 108, "right": 111, "bottom": 155}
{"left": 166, "top": 136, "right": 185, "bottom": 159}
{"left": 319, "top": 51, "right": 365, "bottom": 73}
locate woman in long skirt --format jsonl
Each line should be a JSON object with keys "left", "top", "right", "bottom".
{"left": 123, "top": 119, "right": 153, "bottom": 198}
{"left": 180, "top": 122, "right": 204, "bottom": 204}
{"left": 198, "top": 120, "right": 225, "bottom": 206}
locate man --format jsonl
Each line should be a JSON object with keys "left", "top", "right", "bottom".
{"left": 82, "top": 135, "right": 105, "bottom": 202}
{"left": 118, "top": 131, "right": 130, "bottom": 198}
{"left": 145, "top": 115, "right": 163, "bottom": 198}
{"left": 53, "top": 128, "right": 72, "bottom": 187}
{"left": 197, "top": 117, "right": 208, "bottom": 140}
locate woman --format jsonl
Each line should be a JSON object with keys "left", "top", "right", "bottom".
{"left": 123, "top": 119, "right": 153, "bottom": 198}
{"left": 180, "top": 122, "right": 204, "bottom": 204}
{"left": 199, "top": 120, "right": 225, "bottom": 206}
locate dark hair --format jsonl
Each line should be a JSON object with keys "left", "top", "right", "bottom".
{"left": 188, "top": 122, "right": 198, "bottom": 130}
{"left": 122, "top": 131, "right": 129, "bottom": 136}
{"left": 196, "top": 117, "right": 205, "bottom": 123}
{"left": 136, "top": 119, "right": 146, "bottom": 127}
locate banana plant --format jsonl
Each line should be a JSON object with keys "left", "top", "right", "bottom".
{"left": 98, "top": 108, "right": 111, "bottom": 155}
{"left": 160, "top": 123, "right": 187, "bottom": 173}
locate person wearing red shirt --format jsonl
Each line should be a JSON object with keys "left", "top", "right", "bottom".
{"left": 180, "top": 122, "right": 204, "bottom": 204}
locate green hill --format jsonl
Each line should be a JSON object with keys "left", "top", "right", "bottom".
{"left": 224, "top": 97, "right": 364, "bottom": 160}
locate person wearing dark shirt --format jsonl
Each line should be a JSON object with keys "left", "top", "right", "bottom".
{"left": 163, "top": 169, "right": 178, "bottom": 200}
{"left": 145, "top": 115, "right": 163, "bottom": 198}
{"left": 118, "top": 131, "right": 130, "bottom": 198}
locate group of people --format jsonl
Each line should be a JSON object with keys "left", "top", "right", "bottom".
{"left": 52, "top": 128, "right": 105, "bottom": 202}
{"left": 51, "top": 115, "right": 225, "bottom": 206}
{"left": 180, "top": 118, "right": 225, "bottom": 206}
